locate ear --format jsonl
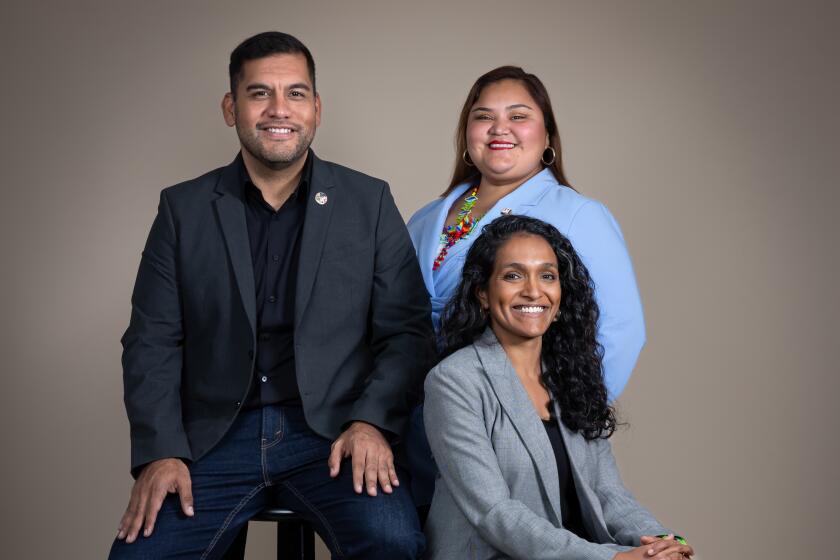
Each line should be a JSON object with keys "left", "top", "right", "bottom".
{"left": 314, "top": 92, "right": 322, "bottom": 128}
{"left": 221, "top": 93, "right": 236, "bottom": 127}
{"left": 476, "top": 286, "right": 489, "bottom": 312}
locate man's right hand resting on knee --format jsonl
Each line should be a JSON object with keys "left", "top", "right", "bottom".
{"left": 116, "top": 458, "right": 194, "bottom": 543}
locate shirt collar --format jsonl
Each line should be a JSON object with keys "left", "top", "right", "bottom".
{"left": 237, "top": 150, "right": 313, "bottom": 205}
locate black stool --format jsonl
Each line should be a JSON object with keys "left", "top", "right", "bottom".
{"left": 223, "top": 508, "right": 315, "bottom": 560}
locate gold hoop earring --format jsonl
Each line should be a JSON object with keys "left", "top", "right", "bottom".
{"left": 541, "top": 147, "right": 556, "bottom": 166}
{"left": 463, "top": 150, "right": 475, "bottom": 167}
{"left": 553, "top": 310, "right": 561, "bottom": 322}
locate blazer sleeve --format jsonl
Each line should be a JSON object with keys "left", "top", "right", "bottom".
{"left": 567, "top": 201, "right": 645, "bottom": 400}
{"left": 121, "top": 190, "right": 191, "bottom": 476}
{"left": 424, "top": 363, "right": 624, "bottom": 560}
{"left": 348, "top": 183, "right": 434, "bottom": 437}
{"left": 591, "top": 437, "right": 671, "bottom": 546}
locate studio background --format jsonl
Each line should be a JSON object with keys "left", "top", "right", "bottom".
{"left": 2, "top": 1, "right": 837, "bottom": 558}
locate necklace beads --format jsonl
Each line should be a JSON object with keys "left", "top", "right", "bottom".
{"left": 433, "top": 187, "right": 480, "bottom": 271}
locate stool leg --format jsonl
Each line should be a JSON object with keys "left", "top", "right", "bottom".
{"left": 301, "top": 523, "right": 315, "bottom": 560}
{"left": 222, "top": 523, "right": 248, "bottom": 560}
{"left": 276, "top": 520, "right": 314, "bottom": 560}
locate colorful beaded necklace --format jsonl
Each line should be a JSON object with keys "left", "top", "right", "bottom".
{"left": 433, "top": 187, "right": 480, "bottom": 271}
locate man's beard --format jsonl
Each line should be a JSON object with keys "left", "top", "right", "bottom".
{"left": 236, "top": 125, "right": 313, "bottom": 169}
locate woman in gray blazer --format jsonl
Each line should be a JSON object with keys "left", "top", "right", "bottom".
{"left": 424, "top": 215, "right": 694, "bottom": 560}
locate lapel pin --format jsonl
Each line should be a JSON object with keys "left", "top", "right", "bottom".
{"left": 501, "top": 208, "right": 512, "bottom": 215}
{"left": 314, "top": 192, "right": 328, "bottom": 205}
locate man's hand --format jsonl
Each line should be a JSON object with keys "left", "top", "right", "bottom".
{"left": 116, "top": 458, "right": 194, "bottom": 543}
{"left": 328, "top": 421, "right": 399, "bottom": 496}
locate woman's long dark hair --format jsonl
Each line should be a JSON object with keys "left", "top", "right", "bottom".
{"left": 438, "top": 215, "right": 616, "bottom": 439}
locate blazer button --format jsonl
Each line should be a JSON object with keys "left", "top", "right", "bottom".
{"left": 235, "top": 401, "right": 241, "bottom": 409}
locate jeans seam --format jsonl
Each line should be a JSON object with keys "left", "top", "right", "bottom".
{"left": 281, "top": 479, "right": 345, "bottom": 557}
{"left": 200, "top": 482, "right": 266, "bottom": 560}
{"left": 262, "top": 442, "right": 271, "bottom": 487}
{"left": 261, "top": 410, "right": 285, "bottom": 450}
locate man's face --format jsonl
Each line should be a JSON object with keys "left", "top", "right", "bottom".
{"left": 222, "top": 53, "right": 320, "bottom": 169}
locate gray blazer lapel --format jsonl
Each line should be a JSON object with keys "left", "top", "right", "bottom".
{"left": 552, "top": 399, "right": 614, "bottom": 544}
{"left": 474, "top": 329, "right": 563, "bottom": 524}
{"left": 295, "top": 154, "right": 336, "bottom": 325}
{"left": 213, "top": 160, "right": 256, "bottom": 332}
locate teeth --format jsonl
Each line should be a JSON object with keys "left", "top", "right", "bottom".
{"left": 518, "top": 306, "right": 546, "bottom": 314}
{"left": 267, "top": 127, "right": 292, "bottom": 133}
{"left": 490, "top": 143, "right": 514, "bottom": 148}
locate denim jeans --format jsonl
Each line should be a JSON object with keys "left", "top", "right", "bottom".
{"left": 406, "top": 404, "right": 437, "bottom": 508}
{"left": 109, "top": 406, "right": 425, "bottom": 559}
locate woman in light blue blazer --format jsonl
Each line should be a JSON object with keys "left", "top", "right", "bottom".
{"left": 424, "top": 215, "right": 692, "bottom": 559}
{"left": 406, "top": 66, "right": 645, "bottom": 508}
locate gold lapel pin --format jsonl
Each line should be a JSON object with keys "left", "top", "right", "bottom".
{"left": 314, "top": 192, "right": 328, "bottom": 205}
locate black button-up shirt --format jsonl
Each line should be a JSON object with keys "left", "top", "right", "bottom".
{"left": 238, "top": 152, "right": 312, "bottom": 408}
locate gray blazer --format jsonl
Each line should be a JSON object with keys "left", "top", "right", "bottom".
{"left": 424, "top": 329, "right": 669, "bottom": 560}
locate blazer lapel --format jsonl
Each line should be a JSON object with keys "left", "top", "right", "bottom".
{"left": 213, "top": 157, "right": 257, "bottom": 333}
{"left": 474, "top": 329, "right": 563, "bottom": 524}
{"left": 415, "top": 184, "right": 471, "bottom": 293}
{"left": 295, "top": 154, "right": 335, "bottom": 326}
{"left": 552, "top": 400, "right": 614, "bottom": 543}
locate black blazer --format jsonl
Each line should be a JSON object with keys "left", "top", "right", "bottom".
{"left": 122, "top": 153, "right": 433, "bottom": 475}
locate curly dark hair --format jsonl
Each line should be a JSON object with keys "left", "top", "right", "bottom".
{"left": 438, "top": 215, "right": 617, "bottom": 439}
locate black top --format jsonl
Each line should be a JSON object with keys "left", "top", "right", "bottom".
{"left": 239, "top": 152, "right": 312, "bottom": 409}
{"left": 542, "top": 412, "right": 592, "bottom": 541}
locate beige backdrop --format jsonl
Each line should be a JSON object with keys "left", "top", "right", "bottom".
{"left": 2, "top": 1, "right": 838, "bottom": 559}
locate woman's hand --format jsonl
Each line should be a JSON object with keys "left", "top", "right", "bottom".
{"left": 613, "top": 534, "right": 695, "bottom": 560}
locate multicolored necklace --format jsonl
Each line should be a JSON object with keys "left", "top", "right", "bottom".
{"left": 433, "top": 187, "right": 480, "bottom": 271}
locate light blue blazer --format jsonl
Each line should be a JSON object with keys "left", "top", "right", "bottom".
{"left": 407, "top": 169, "right": 645, "bottom": 398}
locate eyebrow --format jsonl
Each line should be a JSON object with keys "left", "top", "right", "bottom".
{"left": 471, "top": 103, "right": 534, "bottom": 112}
{"left": 245, "top": 82, "right": 312, "bottom": 92}
{"left": 502, "top": 261, "right": 558, "bottom": 268}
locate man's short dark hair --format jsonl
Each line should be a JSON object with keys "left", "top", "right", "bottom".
{"left": 229, "top": 31, "right": 316, "bottom": 96}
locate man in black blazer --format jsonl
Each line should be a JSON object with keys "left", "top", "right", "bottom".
{"left": 109, "top": 32, "right": 433, "bottom": 559}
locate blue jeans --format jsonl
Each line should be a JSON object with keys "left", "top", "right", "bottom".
{"left": 406, "top": 404, "right": 437, "bottom": 507}
{"left": 109, "top": 406, "right": 424, "bottom": 559}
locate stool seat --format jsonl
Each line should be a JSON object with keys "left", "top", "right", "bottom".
{"left": 223, "top": 508, "right": 316, "bottom": 560}
{"left": 252, "top": 508, "right": 301, "bottom": 522}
